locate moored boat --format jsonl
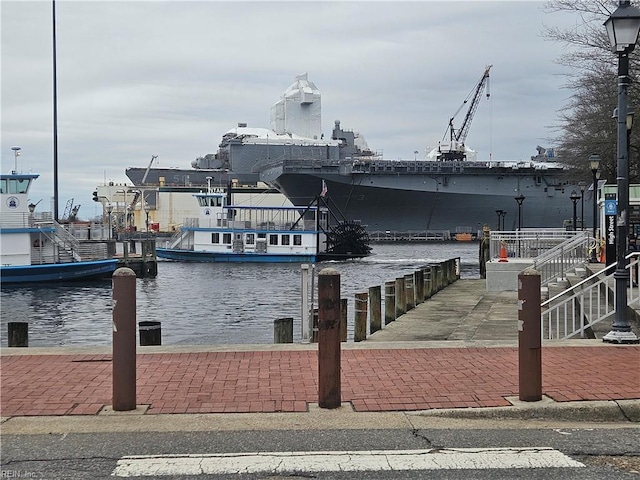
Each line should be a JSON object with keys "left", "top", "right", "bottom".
{"left": 1, "top": 169, "right": 117, "bottom": 285}
{"left": 156, "top": 181, "right": 371, "bottom": 263}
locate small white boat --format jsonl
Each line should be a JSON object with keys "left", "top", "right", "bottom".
{"left": 0, "top": 170, "right": 117, "bottom": 284}
{"left": 157, "top": 182, "right": 371, "bottom": 263}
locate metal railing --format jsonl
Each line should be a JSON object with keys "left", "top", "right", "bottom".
{"left": 489, "top": 229, "right": 585, "bottom": 259}
{"left": 532, "top": 233, "right": 592, "bottom": 287}
{"left": 541, "top": 253, "right": 640, "bottom": 340}
{"left": 34, "top": 220, "right": 83, "bottom": 262}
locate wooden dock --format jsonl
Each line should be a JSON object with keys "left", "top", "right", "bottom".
{"left": 114, "top": 238, "right": 157, "bottom": 278}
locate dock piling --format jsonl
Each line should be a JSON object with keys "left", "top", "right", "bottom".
{"left": 384, "top": 281, "right": 396, "bottom": 324}
{"left": 354, "top": 292, "right": 368, "bottom": 342}
{"left": 318, "top": 268, "right": 341, "bottom": 409}
{"left": 139, "top": 321, "right": 162, "bottom": 346}
{"left": 274, "top": 317, "right": 294, "bottom": 343}
{"left": 369, "top": 285, "right": 382, "bottom": 334}
{"left": 8, "top": 322, "right": 28, "bottom": 347}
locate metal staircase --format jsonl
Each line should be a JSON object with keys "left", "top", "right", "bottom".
{"left": 541, "top": 254, "right": 640, "bottom": 340}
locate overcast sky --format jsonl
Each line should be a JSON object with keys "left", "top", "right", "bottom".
{"left": 1, "top": 0, "right": 582, "bottom": 219}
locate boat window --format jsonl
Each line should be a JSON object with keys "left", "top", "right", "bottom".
{"left": 246, "top": 233, "right": 255, "bottom": 245}
{"left": 258, "top": 233, "right": 266, "bottom": 239}
{"left": 7, "top": 178, "right": 31, "bottom": 194}
{"left": 211, "top": 233, "right": 220, "bottom": 243}
{"left": 0, "top": 179, "right": 6, "bottom": 194}
{"left": 223, "top": 233, "right": 232, "bottom": 244}
{"left": 281, "top": 234, "right": 290, "bottom": 246}
{"left": 293, "top": 234, "right": 302, "bottom": 246}
{"left": 269, "top": 234, "right": 278, "bottom": 245}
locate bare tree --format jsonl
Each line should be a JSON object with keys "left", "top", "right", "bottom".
{"left": 543, "top": 0, "right": 640, "bottom": 182}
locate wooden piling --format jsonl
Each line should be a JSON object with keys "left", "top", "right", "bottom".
{"left": 8, "top": 322, "right": 28, "bottom": 347}
{"left": 384, "top": 281, "right": 396, "bottom": 324}
{"left": 340, "top": 298, "right": 348, "bottom": 342}
{"left": 354, "top": 292, "right": 368, "bottom": 342}
{"left": 318, "top": 268, "right": 341, "bottom": 409}
{"left": 274, "top": 317, "right": 294, "bottom": 343}
{"left": 369, "top": 285, "right": 382, "bottom": 334}
{"left": 404, "top": 274, "right": 415, "bottom": 310}
{"left": 395, "top": 277, "right": 406, "bottom": 317}
{"left": 414, "top": 270, "right": 424, "bottom": 305}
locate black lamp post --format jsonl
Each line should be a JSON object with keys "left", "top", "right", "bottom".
{"left": 144, "top": 203, "right": 151, "bottom": 232}
{"left": 105, "top": 203, "right": 113, "bottom": 240}
{"left": 515, "top": 193, "right": 525, "bottom": 230}
{"left": 570, "top": 190, "right": 580, "bottom": 231}
{"left": 500, "top": 211, "right": 506, "bottom": 231}
{"left": 589, "top": 154, "right": 601, "bottom": 261}
{"left": 495, "top": 209, "right": 505, "bottom": 230}
{"left": 578, "top": 181, "right": 587, "bottom": 230}
{"left": 603, "top": 0, "right": 640, "bottom": 344}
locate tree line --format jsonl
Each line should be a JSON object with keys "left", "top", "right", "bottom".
{"left": 544, "top": 0, "right": 639, "bottom": 183}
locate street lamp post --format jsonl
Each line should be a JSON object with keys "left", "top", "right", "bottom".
{"left": 500, "top": 211, "right": 506, "bottom": 231}
{"left": 578, "top": 181, "right": 587, "bottom": 230}
{"left": 515, "top": 193, "right": 525, "bottom": 257}
{"left": 515, "top": 193, "right": 525, "bottom": 230}
{"left": 105, "top": 203, "right": 113, "bottom": 240}
{"left": 570, "top": 190, "right": 581, "bottom": 232}
{"left": 603, "top": 0, "right": 640, "bottom": 344}
{"left": 590, "top": 154, "right": 601, "bottom": 261}
{"left": 495, "top": 210, "right": 504, "bottom": 231}
{"left": 144, "top": 203, "right": 151, "bottom": 232}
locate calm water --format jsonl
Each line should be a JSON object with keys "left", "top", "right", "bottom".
{"left": 0, "top": 242, "right": 480, "bottom": 347}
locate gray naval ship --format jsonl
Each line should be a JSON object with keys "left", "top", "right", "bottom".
{"left": 127, "top": 73, "right": 593, "bottom": 233}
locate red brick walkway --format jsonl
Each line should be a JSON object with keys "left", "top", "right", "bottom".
{"left": 1, "top": 346, "right": 638, "bottom": 416}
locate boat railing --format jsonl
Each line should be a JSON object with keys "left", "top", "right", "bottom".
{"left": 34, "top": 219, "right": 83, "bottom": 262}
{"left": 368, "top": 230, "right": 452, "bottom": 241}
{"left": 489, "top": 229, "right": 585, "bottom": 260}
{"left": 0, "top": 211, "right": 34, "bottom": 228}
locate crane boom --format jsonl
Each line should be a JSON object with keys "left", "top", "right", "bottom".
{"left": 455, "top": 65, "right": 491, "bottom": 144}
{"left": 141, "top": 155, "right": 158, "bottom": 185}
{"left": 439, "top": 65, "right": 492, "bottom": 161}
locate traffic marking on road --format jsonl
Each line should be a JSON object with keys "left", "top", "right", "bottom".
{"left": 112, "top": 447, "right": 584, "bottom": 476}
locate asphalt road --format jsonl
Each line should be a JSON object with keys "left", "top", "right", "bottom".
{"left": 2, "top": 418, "right": 639, "bottom": 479}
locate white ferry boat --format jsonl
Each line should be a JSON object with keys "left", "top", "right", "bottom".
{"left": 156, "top": 178, "right": 371, "bottom": 263}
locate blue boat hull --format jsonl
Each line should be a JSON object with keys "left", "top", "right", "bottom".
{"left": 157, "top": 248, "right": 316, "bottom": 263}
{"left": 0, "top": 259, "right": 119, "bottom": 284}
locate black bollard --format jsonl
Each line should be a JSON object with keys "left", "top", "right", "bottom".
{"left": 318, "top": 267, "right": 341, "bottom": 409}
{"left": 139, "top": 321, "right": 162, "bottom": 346}
{"left": 112, "top": 267, "right": 137, "bottom": 411}
{"left": 8, "top": 322, "right": 28, "bottom": 347}
{"left": 518, "top": 269, "right": 542, "bottom": 402}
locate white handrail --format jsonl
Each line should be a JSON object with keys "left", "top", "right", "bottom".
{"left": 541, "top": 253, "right": 640, "bottom": 339}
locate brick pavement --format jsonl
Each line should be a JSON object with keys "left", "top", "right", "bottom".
{"left": 1, "top": 345, "right": 638, "bottom": 417}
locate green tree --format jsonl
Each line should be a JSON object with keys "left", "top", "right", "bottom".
{"left": 544, "top": 0, "right": 640, "bottom": 183}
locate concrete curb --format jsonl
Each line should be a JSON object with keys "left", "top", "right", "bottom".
{"left": 411, "top": 396, "right": 640, "bottom": 423}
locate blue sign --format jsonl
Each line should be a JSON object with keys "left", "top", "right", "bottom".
{"left": 605, "top": 199, "right": 617, "bottom": 215}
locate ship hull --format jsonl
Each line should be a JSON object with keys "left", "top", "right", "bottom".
{"left": 260, "top": 163, "right": 593, "bottom": 232}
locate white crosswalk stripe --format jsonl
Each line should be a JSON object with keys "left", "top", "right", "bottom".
{"left": 112, "top": 447, "right": 585, "bottom": 477}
